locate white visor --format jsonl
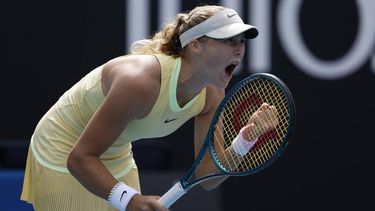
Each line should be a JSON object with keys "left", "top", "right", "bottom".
{"left": 179, "top": 8, "right": 258, "bottom": 48}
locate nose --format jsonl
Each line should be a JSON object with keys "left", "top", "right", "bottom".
{"left": 234, "top": 43, "right": 245, "bottom": 57}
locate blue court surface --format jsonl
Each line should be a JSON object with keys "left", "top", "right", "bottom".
{"left": 0, "top": 170, "right": 33, "bottom": 211}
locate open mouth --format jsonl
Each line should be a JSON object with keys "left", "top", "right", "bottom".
{"left": 225, "top": 64, "right": 237, "bottom": 77}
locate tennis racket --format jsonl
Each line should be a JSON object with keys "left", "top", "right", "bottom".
{"left": 158, "top": 73, "right": 296, "bottom": 208}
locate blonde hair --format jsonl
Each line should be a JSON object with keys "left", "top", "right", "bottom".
{"left": 130, "top": 5, "right": 225, "bottom": 57}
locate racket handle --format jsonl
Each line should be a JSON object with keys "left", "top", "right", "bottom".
{"left": 158, "top": 181, "right": 187, "bottom": 208}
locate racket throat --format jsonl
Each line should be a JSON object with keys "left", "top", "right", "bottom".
{"left": 158, "top": 181, "right": 188, "bottom": 208}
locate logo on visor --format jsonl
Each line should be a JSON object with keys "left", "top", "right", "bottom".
{"left": 227, "top": 13, "right": 237, "bottom": 18}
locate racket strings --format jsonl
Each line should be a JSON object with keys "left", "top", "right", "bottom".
{"left": 213, "top": 120, "right": 243, "bottom": 172}
{"left": 213, "top": 78, "right": 291, "bottom": 173}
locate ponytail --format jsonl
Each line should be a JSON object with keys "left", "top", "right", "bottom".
{"left": 130, "top": 5, "right": 224, "bottom": 57}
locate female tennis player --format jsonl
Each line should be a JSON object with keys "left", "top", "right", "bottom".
{"left": 20, "top": 4, "right": 275, "bottom": 211}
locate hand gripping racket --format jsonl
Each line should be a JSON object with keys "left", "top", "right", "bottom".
{"left": 158, "top": 73, "right": 296, "bottom": 208}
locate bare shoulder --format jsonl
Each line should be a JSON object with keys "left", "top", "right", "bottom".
{"left": 102, "top": 55, "right": 160, "bottom": 93}
{"left": 101, "top": 54, "right": 161, "bottom": 118}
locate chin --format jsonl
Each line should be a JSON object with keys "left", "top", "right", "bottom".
{"left": 216, "top": 79, "right": 230, "bottom": 89}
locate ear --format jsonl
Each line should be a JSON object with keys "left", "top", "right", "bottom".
{"left": 187, "top": 39, "right": 202, "bottom": 54}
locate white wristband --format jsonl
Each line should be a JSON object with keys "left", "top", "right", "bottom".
{"left": 108, "top": 182, "right": 139, "bottom": 211}
{"left": 231, "top": 129, "right": 258, "bottom": 156}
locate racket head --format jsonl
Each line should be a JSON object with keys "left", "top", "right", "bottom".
{"left": 208, "top": 73, "right": 296, "bottom": 176}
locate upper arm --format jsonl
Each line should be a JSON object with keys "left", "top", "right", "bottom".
{"left": 193, "top": 86, "right": 225, "bottom": 157}
{"left": 71, "top": 55, "right": 160, "bottom": 157}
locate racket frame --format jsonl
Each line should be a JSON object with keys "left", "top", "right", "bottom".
{"left": 158, "top": 73, "right": 296, "bottom": 207}
{"left": 208, "top": 73, "right": 296, "bottom": 175}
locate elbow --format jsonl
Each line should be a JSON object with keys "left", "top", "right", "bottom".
{"left": 195, "top": 170, "right": 220, "bottom": 191}
{"left": 67, "top": 149, "right": 100, "bottom": 177}
{"left": 198, "top": 173, "right": 228, "bottom": 191}
{"left": 200, "top": 182, "right": 216, "bottom": 191}
{"left": 199, "top": 180, "right": 220, "bottom": 191}
{"left": 67, "top": 150, "right": 80, "bottom": 176}
{"left": 196, "top": 171, "right": 221, "bottom": 191}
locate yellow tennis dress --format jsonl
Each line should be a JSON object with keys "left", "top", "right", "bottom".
{"left": 21, "top": 54, "right": 206, "bottom": 210}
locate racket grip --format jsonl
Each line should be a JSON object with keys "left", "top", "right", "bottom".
{"left": 158, "top": 181, "right": 187, "bottom": 208}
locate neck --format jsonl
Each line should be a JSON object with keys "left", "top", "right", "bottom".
{"left": 176, "top": 57, "right": 207, "bottom": 106}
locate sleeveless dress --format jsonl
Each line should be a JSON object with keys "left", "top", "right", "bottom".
{"left": 20, "top": 54, "right": 206, "bottom": 210}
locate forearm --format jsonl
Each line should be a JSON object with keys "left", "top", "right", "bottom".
{"left": 196, "top": 154, "right": 229, "bottom": 191}
{"left": 196, "top": 132, "right": 253, "bottom": 190}
{"left": 67, "top": 153, "right": 117, "bottom": 200}
{"left": 67, "top": 153, "right": 143, "bottom": 211}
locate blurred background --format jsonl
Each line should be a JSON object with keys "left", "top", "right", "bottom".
{"left": 1, "top": 0, "right": 375, "bottom": 210}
